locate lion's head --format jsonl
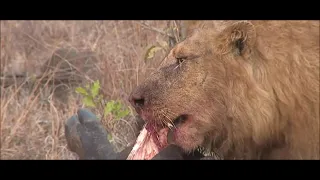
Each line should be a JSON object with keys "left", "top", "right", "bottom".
{"left": 129, "top": 20, "right": 319, "bottom": 159}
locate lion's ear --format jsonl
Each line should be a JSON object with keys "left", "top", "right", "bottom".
{"left": 214, "top": 21, "right": 256, "bottom": 57}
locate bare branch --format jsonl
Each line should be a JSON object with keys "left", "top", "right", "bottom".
{"left": 135, "top": 21, "right": 174, "bottom": 38}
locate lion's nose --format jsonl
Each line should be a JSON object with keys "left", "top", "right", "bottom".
{"left": 129, "top": 91, "right": 146, "bottom": 110}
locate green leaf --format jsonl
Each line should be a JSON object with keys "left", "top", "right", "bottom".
{"left": 104, "top": 101, "right": 114, "bottom": 117}
{"left": 144, "top": 45, "right": 162, "bottom": 60}
{"left": 75, "top": 87, "right": 88, "bottom": 96}
{"left": 83, "top": 96, "right": 96, "bottom": 107}
{"left": 98, "top": 94, "right": 103, "bottom": 101}
{"left": 116, "top": 109, "right": 130, "bottom": 120}
{"left": 30, "top": 73, "right": 37, "bottom": 82}
{"left": 157, "top": 40, "right": 168, "bottom": 49}
{"left": 91, "top": 80, "right": 100, "bottom": 98}
{"left": 113, "top": 101, "right": 122, "bottom": 112}
{"left": 124, "top": 108, "right": 130, "bottom": 115}
{"left": 107, "top": 133, "right": 113, "bottom": 141}
{"left": 96, "top": 114, "right": 102, "bottom": 121}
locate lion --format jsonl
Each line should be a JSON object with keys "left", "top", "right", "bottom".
{"left": 128, "top": 20, "right": 320, "bottom": 160}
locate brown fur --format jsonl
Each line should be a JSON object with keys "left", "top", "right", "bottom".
{"left": 129, "top": 20, "right": 320, "bottom": 160}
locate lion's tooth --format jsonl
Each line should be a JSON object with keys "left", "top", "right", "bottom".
{"left": 167, "top": 122, "right": 173, "bottom": 129}
{"left": 167, "top": 129, "right": 174, "bottom": 144}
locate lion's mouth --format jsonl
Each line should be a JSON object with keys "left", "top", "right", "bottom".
{"left": 127, "top": 114, "right": 191, "bottom": 160}
{"left": 127, "top": 113, "right": 223, "bottom": 160}
{"left": 146, "top": 114, "right": 190, "bottom": 149}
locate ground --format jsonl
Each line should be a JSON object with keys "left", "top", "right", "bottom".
{"left": 0, "top": 20, "right": 179, "bottom": 159}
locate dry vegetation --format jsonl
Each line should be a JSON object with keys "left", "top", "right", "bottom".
{"left": 0, "top": 20, "right": 181, "bottom": 159}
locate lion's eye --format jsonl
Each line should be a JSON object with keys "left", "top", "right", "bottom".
{"left": 176, "top": 58, "right": 184, "bottom": 65}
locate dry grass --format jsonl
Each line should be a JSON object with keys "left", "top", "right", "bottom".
{"left": 0, "top": 20, "right": 175, "bottom": 159}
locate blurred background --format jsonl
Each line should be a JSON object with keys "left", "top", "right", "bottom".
{"left": 0, "top": 20, "right": 187, "bottom": 159}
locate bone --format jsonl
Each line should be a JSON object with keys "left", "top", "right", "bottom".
{"left": 126, "top": 127, "right": 159, "bottom": 160}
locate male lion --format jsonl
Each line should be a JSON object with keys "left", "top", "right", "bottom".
{"left": 128, "top": 20, "right": 320, "bottom": 160}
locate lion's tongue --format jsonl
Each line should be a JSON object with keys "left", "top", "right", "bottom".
{"left": 127, "top": 126, "right": 169, "bottom": 160}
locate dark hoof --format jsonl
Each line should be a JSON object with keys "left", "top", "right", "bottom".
{"left": 64, "top": 108, "right": 117, "bottom": 159}
{"left": 151, "top": 144, "right": 185, "bottom": 160}
{"left": 65, "top": 115, "right": 83, "bottom": 157}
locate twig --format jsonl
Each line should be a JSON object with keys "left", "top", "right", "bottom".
{"left": 135, "top": 21, "right": 174, "bottom": 38}
{"left": 0, "top": 73, "right": 82, "bottom": 89}
{"left": 173, "top": 20, "right": 181, "bottom": 43}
